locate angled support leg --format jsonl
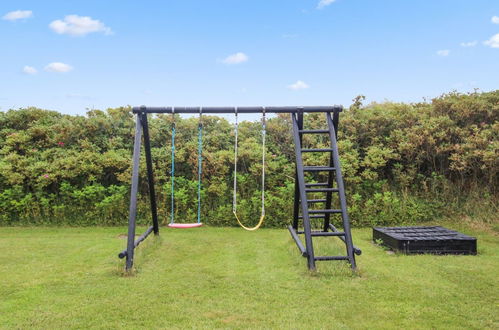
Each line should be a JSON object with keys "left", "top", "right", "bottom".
{"left": 140, "top": 111, "right": 160, "bottom": 234}
{"left": 292, "top": 169, "right": 300, "bottom": 230}
{"left": 292, "top": 112, "right": 304, "bottom": 230}
{"left": 125, "top": 114, "right": 143, "bottom": 271}
{"left": 291, "top": 113, "right": 316, "bottom": 270}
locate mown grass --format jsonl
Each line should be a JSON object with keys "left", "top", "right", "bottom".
{"left": 0, "top": 223, "right": 497, "bottom": 329}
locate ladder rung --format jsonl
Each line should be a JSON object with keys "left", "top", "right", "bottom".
{"left": 311, "top": 231, "right": 345, "bottom": 237}
{"left": 314, "top": 256, "right": 349, "bottom": 261}
{"left": 307, "top": 199, "right": 327, "bottom": 203}
{"left": 309, "top": 209, "right": 342, "bottom": 214}
{"left": 298, "top": 215, "right": 326, "bottom": 219}
{"left": 299, "top": 129, "right": 329, "bottom": 134}
{"left": 303, "top": 166, "right": 336, "bottom": 172}
{"left": 305, "top": 182, "right": 329, "bottom": 187}
{"left": 305, "top": 188, "right": 339, "bottom": 193}
{"left": 296, "top": 231, "right": 346, "bottom": 237}
{"left": 301, "top": 148, "right": 334, "bottom": 153}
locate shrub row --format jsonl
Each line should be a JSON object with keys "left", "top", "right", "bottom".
{"left": 0, "top": 91, "right": 497, "bottom": 227}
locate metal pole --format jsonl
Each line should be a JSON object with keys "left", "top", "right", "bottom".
{"left": 140, "top": 111, "right": 160, "bottom": 234}
{"left": 133, "top": 106, "right": 342, "bottom": 114}
{"left": 333, "top": 110, "right": 339, "bottom": 140}
{"left": 125, "top": 114, "right": 143, "bottom": 271}
{"left": 291, "top": 113, "right": 316, "bottom": 270}
{"left": 292, "top": 112, "right": 304, "bottom": 230}
{"left": 324, "top": 109, "right": 340, "bottom": 231}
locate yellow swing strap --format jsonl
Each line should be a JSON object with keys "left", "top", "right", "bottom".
{"left": 232, "top": 107, "right": 266, "bottom": 231}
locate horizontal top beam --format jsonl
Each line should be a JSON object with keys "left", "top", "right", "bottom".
{"left": 132, "top": 106, "right": 342, "bottom": 114}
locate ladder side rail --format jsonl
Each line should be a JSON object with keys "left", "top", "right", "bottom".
{"left": 326, "top": 112, "right": 357, "bottom": 269}
{"left": 332, "top": 110, "right": 339, "bottom": 140}
{"left": 323, "top": 110, "right": 340, "bottom": 231}
{"left": 323, "top": 152, "right": 335, "bottom": 232}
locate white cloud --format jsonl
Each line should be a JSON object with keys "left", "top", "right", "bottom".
{"left": 49, "top": 15, "right": 112, "bottom": 36}
{"left": 44, "top": 62, "right": 73, "bottom": 73}
{"left": 484, "top": 33, "right": 499, "bottom": 48}
{"left": 460, "top": 41, "right": 477, "bottom": 47}
{"left": 492, "top": 16, "right": 499, "bottom": 24}
{"left": 287, "top": 80, "right": 310, "bottom": 90}
{"left": 317, "top": 0, "right": 336, "bottom": 9}
{"left": 221, "top": 52, "right": 248, "bottom": 65}
{"left": 2, "top": 10, "right": 33, "bottom": 21}
{"left": 23, "top": 66, "right": 37, "bottom": 74}
{"left": 437, "top": 50, "right": 450, "bottom": 56}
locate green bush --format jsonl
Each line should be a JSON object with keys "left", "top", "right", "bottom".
{"left": 0, "top": 91, "right": 497, "bottom": 227}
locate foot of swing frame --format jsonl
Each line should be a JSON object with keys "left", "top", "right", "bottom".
{"left": 118, "top": 225, "right": 155, "bottom": 259}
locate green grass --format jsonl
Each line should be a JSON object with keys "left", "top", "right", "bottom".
{"left": 0, "top": 224, "right": 497, "bottom": 329}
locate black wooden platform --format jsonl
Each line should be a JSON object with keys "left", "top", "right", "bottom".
{"left": 373, "top": 226, "right": 477, "bottom": 255}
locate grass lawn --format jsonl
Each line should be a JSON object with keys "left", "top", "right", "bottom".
{"left": 0, "top": 223, "right": 497, "bottom": 329}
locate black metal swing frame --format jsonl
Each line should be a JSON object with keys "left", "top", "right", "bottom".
{"left": 119, "top": 105, "right": 360, "bottom": 271}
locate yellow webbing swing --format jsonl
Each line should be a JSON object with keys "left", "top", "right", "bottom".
{"left": 232, "top": 107, "right": 266, "bottom": 231}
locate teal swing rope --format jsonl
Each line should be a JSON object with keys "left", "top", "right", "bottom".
{"left": 170, "top": 108, "right": 203, "bottom": 224}
{"left": 196, "top": 110, "right": 203, "bottom": 224}
{"left": 170, "top": 115, "right": 176, "bottom": 225}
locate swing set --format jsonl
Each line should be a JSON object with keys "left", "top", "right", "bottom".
{"left": 118, "top": 106, "right": 361, "bottom": 271}
{"left": 167, "top": 108, "right": 267, "bottom": 230}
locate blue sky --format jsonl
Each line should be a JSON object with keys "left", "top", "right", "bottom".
{"left": 1, "top": 0, "right": 498, "bottom": 117}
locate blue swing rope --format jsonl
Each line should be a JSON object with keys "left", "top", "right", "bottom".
{"left": 170, "top": 107, "right": 203, "bottom": 224}
{"left": 197, "top": 108, "right": 203, "bottom": 223}
{"left": 170, "top": 109, "right": 176, "bottom": 224}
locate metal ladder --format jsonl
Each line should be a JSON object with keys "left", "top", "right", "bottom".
{"left": 288, "top": 111, "right": 361, "bottom": 270}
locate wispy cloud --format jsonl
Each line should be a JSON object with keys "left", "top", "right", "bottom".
{"left": 484, "top": 33, "right": 499, "bottom": 48}
{"left": 287, "top": 80, "right": 310, "bottom": 90}
{"left": 436, "top": 50, "right": 450, "bottom": 56}
{"left": 23, "top": 66, "right": 37, "bottom": 74}
{"left": 44, "top": 62, "right": 73, "bottom": 73}
{"left": 460, "top": 41, "right": 477, "bottom": 47}
{"left": 317, "top": 0, "right": 336, "bottom": 10}
{"left": 2, "top": 10, "right": 33, "bottom": 21}
{"left": 492, "top": 16, "right": 499, "bottom": 24}
{"left": 49, "top": 15, "right": 112, "bottom": 36}
{"left": 220, "top": 52, "right": 248, "bottom": 65}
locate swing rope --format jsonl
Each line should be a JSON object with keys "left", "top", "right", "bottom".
{"left": 170, "top": 109, "right": 176, "bottom": 225}
{"left": 197, "top": 108, "right": 203, "bottom": 224}
{"left": 233, "top": 107, "right": 266, "bottom": 231}
{"left": 169, "top": 107, "right": 203, "bottom": 227}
